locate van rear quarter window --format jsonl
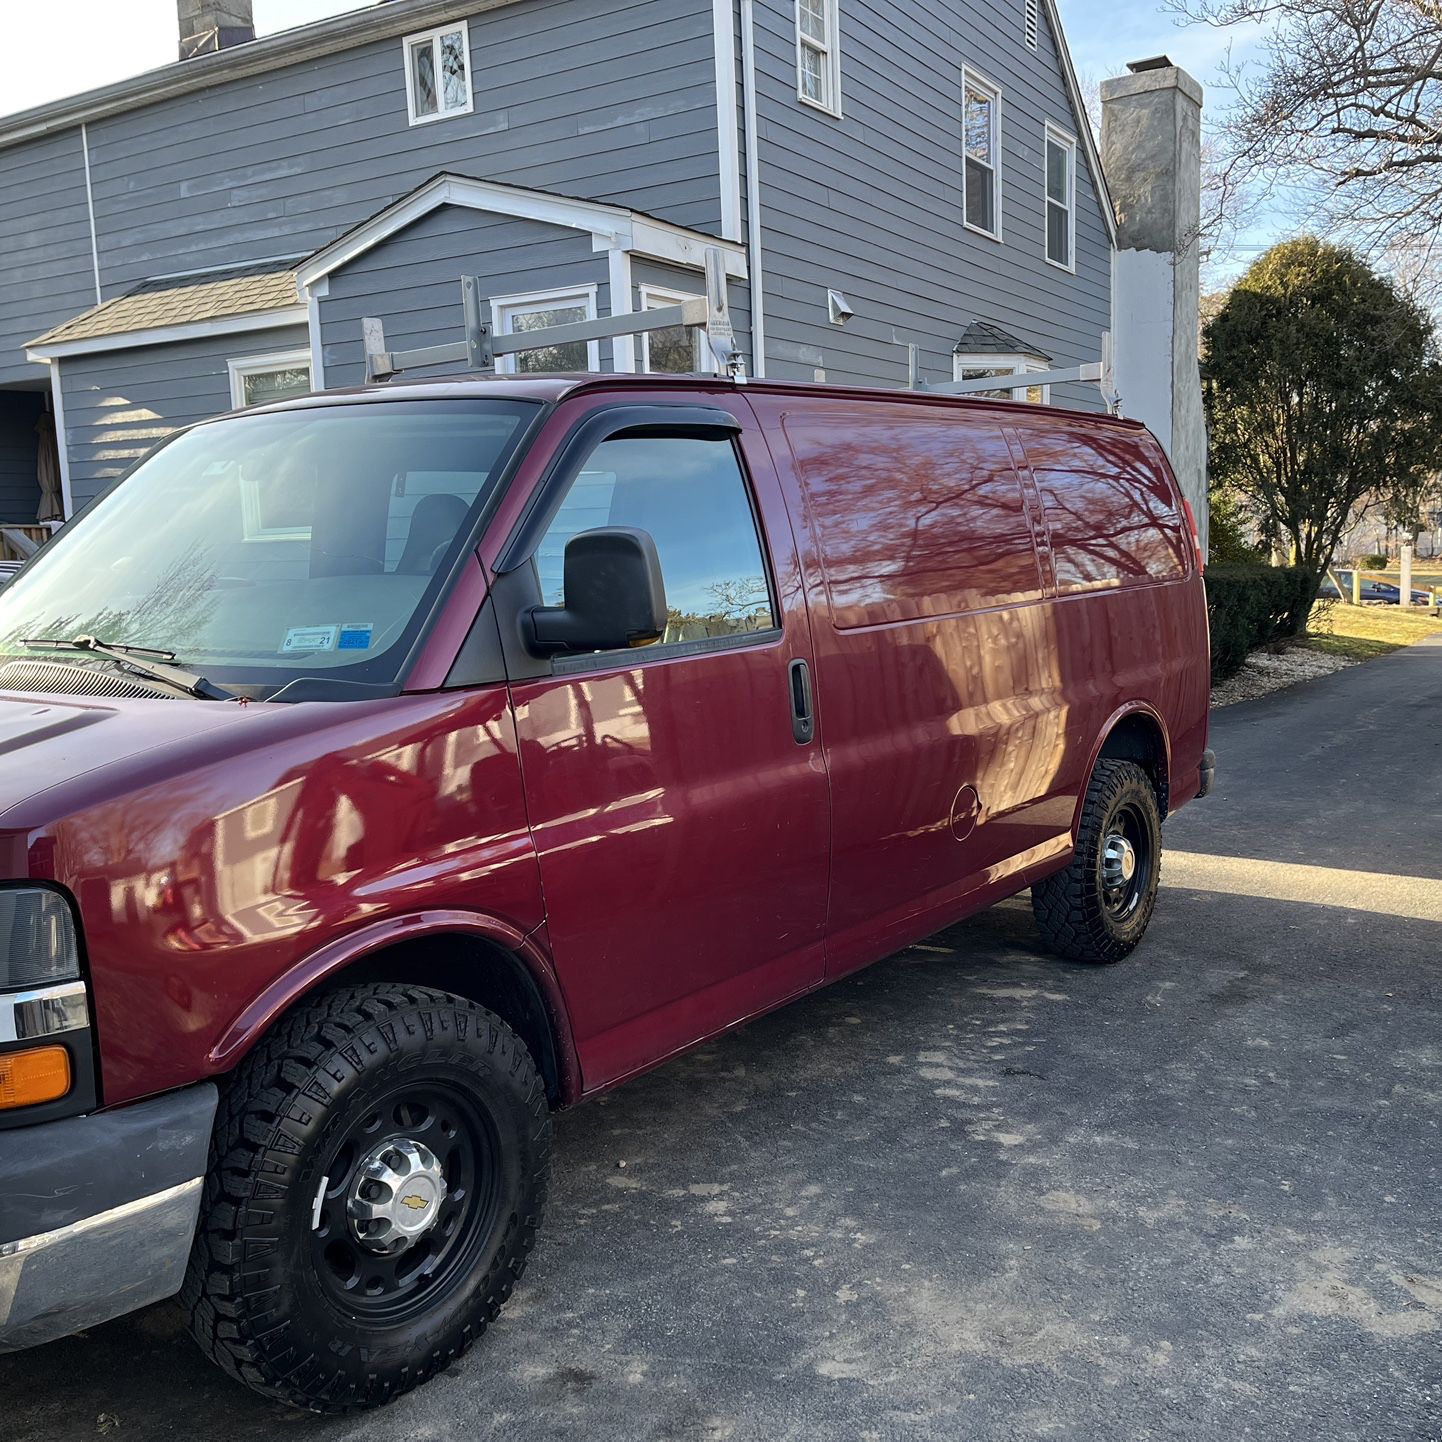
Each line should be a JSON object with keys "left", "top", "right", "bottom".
{"left": 1018, "top": 429, "right": 1189, "bottom": 593}
{"left": 782, "top": 412, "right": 1043, "bottom": 628}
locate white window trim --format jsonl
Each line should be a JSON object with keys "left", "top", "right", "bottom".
{"left": 952, "top": 352, "right": 1050, "bottom": 405}
{"left": 962, "top": 69, "right": 1003, "bottom": 242}
{"left": 402, "top": 19, "right": 473, "bottom": 127}
{"left": 795, "top": 0, "right": 842, "bottom": 118}
{"left": 1044, "top": 123, "right": 1077, "bottom": 273}
{"left": 227, "top": 348, "right": 313, "bottom": 410}
{"left": 638, "top": 284, "right": 713, "bottom": 375}
{"left": 492, "top": 285, "right": 601, "bottom": 375}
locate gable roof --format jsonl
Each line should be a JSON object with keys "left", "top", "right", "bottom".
{"left": 26, "top": 260, "right": 305, "bottom": 359}
{"left": 296, "top": 173, "right": 748, "bottom": 289}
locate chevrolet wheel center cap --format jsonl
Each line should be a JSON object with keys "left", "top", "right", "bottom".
{"left": 346, "top": 1138, "right": 448, "bottom": 1252}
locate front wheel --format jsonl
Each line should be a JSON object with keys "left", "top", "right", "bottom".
{"left": 181, "top": 984, "right": 551, "bottom": 1413}
{"left": 1031, "top": 758, "right": 1162, "bottom": 963}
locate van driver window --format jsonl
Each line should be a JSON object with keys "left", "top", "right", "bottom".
{"left": 535, "top": 435, "right": 776, "bottom": 648}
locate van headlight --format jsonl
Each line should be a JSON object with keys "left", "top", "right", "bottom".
{"left": 0, "top": 887, "right": 93, "bottom": 1123}
{"left": 0, "top": 887, "right": 81, "bottom": 990}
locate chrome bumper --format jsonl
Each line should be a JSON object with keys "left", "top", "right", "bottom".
{"left": 0, "top": 1179, "right": 203, "bottom": 1351}
{"left": 0, "top": 1083, "right": 216, "bottom": 1353}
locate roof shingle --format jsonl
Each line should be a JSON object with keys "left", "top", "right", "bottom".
{"left": 28, "top": 260, "right": 301, "bottom": 349}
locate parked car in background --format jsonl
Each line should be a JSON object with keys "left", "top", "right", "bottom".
{"left": 1321, "top": 570, "right": 1432, "bottom": 604}
{"left": 0, "top": 374, "right": 1213, "bottom": 1412}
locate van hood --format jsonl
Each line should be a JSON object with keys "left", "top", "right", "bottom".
{"left": 0, "top": 691, "right": 257, "bottom": 832}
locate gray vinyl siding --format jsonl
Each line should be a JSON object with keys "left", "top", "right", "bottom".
{"left": 318, "top": 209, "right": 612, "bottom": 388}
{"left": 57, "top": 325, "right": 309, "bottom": 510}
{"left": 0, "top": 131, "right": 95, "bottom": 386}
{"left": 749, "top": 0, "right": 1111, "bottom": 402}
{"left": 0, "top": 393, "right": 43, "bottom": 522}
{"left": 83, "top": 0, "right": 719, "bottom": 300}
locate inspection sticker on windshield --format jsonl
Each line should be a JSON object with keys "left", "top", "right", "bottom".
{"left": 282, "top": 625, "right": 339, "bottom": 653}
{"left": 337, "top": 623, "right": 374, "bottom": 651}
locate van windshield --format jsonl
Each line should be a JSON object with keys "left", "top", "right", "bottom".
{"left": 0, "top": 399, "right": 536, "bottom": 697}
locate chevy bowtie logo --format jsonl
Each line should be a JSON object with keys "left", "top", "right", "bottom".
{"left": 399, "top": 1194, "right": 430, "bottom": 1211}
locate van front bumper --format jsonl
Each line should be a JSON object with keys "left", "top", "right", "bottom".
{"left": 0, "top": 1083, "right": 216, "bottom": 1353}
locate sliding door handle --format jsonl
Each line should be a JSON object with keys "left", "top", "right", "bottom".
{"left": 788, "top": 658, "right": 815, "bottom": 745}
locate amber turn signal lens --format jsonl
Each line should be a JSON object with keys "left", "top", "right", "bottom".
{"left": 0, "top": 1046, "right": 71, "bottom": 1109}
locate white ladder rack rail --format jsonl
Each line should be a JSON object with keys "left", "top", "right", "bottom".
{"left": 362, "top": 246, "right": 741, "bottom": 383}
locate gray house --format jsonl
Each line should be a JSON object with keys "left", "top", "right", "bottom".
{"left": 0, "top": 0, "right": 1185, "bottom": 528}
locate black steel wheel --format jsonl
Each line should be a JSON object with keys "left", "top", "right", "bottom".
{"left": 182, "top": 984, "right": 551, "bottom": 1413}
{"left": 1031, "top": 758, "right": 1163, "bottom": 963}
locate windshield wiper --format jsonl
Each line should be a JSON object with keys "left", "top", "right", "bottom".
{"left": 19, "top": 634, "right": 234, "bottom": 700}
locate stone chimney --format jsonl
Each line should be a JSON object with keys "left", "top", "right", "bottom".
{"left": 1100, "top": 57, "right": 1207, "bottom": 554}
{"left": 178, "top": 0, "right": 256, "bottom": 60}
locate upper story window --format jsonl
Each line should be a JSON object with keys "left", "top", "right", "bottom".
{"left": 963, "top": 71, "right": 1001, "bottom": 239}
{"left": 404, "top": 21, "right": 473, "bottom": 126}
{"left": 1045, "top": 125, "right": 1076, "bottom": 270}
{"left": 494, "top": 287, "right": 599, "bottom": 374}
{"left": 796, "top": 0, "right": 842, "bottom": 116}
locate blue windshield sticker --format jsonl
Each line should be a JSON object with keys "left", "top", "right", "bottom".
{"left": 337, "top": 623, "right": 374, "bottom": 652}
{"left": 282, "top": 625, "right": 338, "bottom": 653}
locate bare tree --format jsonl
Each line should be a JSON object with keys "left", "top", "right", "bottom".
{"left": 1170, "top": 0, "right": 1442, "bottom": 291}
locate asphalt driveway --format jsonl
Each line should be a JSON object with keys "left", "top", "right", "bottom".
{"left": 5, "top": 640, "right": 1440, "bottom": 1441}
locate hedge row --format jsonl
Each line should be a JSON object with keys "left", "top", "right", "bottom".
{"left": 1205, "top": 564, "right": 1315, "bottom": 683}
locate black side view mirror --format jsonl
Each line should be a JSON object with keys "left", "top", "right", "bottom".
{"left": 527, "top": 527, "right": 667, "bottom": 655}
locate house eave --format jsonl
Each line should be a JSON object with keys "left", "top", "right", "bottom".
{"left": 0, "top": 0, "right": 522, "bottom": 153}
{"left": 295, "top": 173, "right": 748, "bottom": 290}
{"left": 26, "top": 306, "right": 308, "bottom": 363}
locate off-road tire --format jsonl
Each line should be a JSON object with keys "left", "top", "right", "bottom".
{"left": 1031, "top": 758, "right": 1162, "bottom": 964}
{"left": 181, "top": 983, "right": 550, "bottom": 1413}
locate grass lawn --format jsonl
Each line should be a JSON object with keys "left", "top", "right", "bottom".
{"left": 1306, "top": 602, "right": 1442, "bottom": 660}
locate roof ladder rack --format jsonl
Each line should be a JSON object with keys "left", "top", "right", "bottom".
{"left": 361, "top": 246, "right": 742, "bottom": 383}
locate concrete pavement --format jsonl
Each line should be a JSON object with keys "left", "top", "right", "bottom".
{"left": 4, "top": 639, "right": 1440, "bottom": 1440}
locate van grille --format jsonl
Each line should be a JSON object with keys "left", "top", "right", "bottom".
{"left": 0, "top": 658, "right": 179, "bottom": 701}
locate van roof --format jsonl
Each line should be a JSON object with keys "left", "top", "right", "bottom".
{"left": 246, "top": 371, "right": 1148, "bottom": 432}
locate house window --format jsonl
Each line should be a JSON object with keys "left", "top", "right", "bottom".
{"left": 493, "top": 287, "right": 600, "bottom": 375}
{"left": 1025, "top": 0, "right": 1039, "bottom": 50}
{"left": 403, "top": 21, "right": 472, "bottom": 126}
{"left": 963, "top": 71, "right": 1001, "bottom": 238}
{"left": 796, "top": 0, "right": 841, "bottom": 115}
{"left": 1045, "top": 125, "right": 1076, "bottom": 270}
{"left": 227, "top": 349, "right": 313, "bottom": 410}
{"left": 954, "top": 354, "right": 1049, "bottom": 404}
{"left": 640, "top": 286, "right": 705, "bottom": 374}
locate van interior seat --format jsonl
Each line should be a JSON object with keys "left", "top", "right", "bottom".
{"left": 396, "top": 493, "right": 469, "bottom": 574}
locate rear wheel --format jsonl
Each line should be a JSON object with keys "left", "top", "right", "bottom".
{"left": 1031, "top": 758, "right": 1162, "bottom": 963}
{"left": 182, "top": 983, "right": 550, "bottom": 1413}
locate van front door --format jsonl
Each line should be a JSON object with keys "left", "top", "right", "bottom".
{"left": 498, "top": 403, "right": 830, "bottom": 1091}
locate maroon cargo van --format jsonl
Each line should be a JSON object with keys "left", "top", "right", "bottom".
{"left": 0, "top": 375, "right": 1211, "bottom": 1409}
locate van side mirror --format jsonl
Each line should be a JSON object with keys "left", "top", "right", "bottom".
{"left": 526, "top": 527, "right": 667, "bottom": 655}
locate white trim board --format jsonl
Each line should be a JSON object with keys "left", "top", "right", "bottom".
{"left": 27, "top": 306, "right": 308, "bottom": 362}
{"left": 712, "top": 0, "right": 743, "bottom": 243}
{"left": 295, "top": 174, "right": 748, "bottom": 291}
{"left": 47, "top": 362, "right": 73, "bottom": 520}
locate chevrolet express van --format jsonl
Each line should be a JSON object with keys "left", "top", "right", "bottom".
{"left": 0, "top": 375, "right": 1212, "bottom": 1410}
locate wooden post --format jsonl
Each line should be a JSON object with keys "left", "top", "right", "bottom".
{"left": 1352, "top": 568, "right": 1363, "bottom": 605}
{"left": 1400, "top": 536, "right": 1414, "bottom": 609}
